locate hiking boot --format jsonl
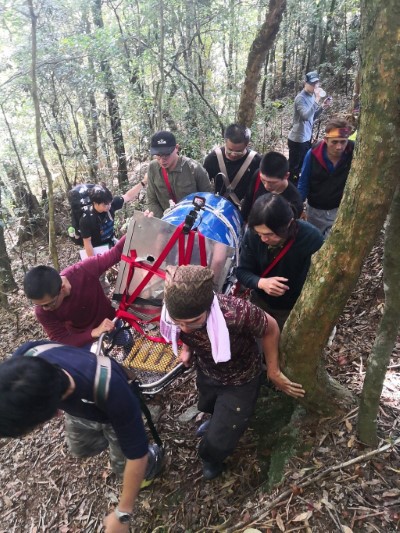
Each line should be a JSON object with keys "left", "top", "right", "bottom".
{"left": 202, "top": 460, "right": 225, "bottom": 480}
{"left": 195, "top": 419, "right": 211, "bottom": 438}
{"left": 140, "top": 444, "right": 164, "bottom": 488}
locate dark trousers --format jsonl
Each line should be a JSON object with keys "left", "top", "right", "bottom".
{"left": 197, "top": 369, "right": 261, "bottom": 463}
{"left": 288, "top": 139, "right": 311, "bottom": 184}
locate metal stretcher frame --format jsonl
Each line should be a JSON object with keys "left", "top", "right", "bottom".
{"left": 107, "top": 195, "right": 242, "bottom": 394}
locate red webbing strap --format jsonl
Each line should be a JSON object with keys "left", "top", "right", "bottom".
{"left": 121, "top": 222, "right": 186, "bottom": 309}
{"left": 178, "top": 233, "right": 186, "bottom": 265}
{"left": 161, "top": 167, "right": 177, "bottom": 203}
{"left": 184, "top": 231, "right": 195, "bottom": 265}
{"left": 198, "top": 232, "right": 207, "bottom": 266}
{"left": 259, "top": 237, "right": 295, "bottom": 278}
{"left": 116, "top": 309, "right": 167, "bottom": 343}
{"left": 118, "top": 249, "right": 138, "bottom": 311}
{"left": 252, "top": 171, "right": 261, "bottom": 205}
{"left": 121, "top": 256, "right": 166, "bottom": 279}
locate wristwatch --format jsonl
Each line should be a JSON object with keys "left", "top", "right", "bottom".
{"left": 114, "top": 507, "right": 133, "bottom": 524}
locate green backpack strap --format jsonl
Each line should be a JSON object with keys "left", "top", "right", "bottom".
{"left": 93, "top": 355, "right": 111, "bottom": 411}
{"left": 24, "top": 342, "right": 111, "bottom": 411}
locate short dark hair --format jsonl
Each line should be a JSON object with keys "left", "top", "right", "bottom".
{"left": 248, "top": 194, "right": 296, "bottom": 239}
{"left": 89, "top": 185, "right": 113, "bottom": 205}
{"left": 260, "top": 152, "right": 289, "bottom": 179}
{"left": 224, "top": 124, "right": 250, "bottom": 144}
{"left": 24, "top": 266, "right": 62, "bottom": 300}
{"left": 0, "top": 356, "right": 68, "bottom": 437}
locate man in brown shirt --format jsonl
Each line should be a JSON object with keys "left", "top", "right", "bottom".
{"left": 161, "top": 265, "right": 304, "bottom": 480}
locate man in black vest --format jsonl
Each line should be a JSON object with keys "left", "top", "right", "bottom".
{"left": 204, "top": 124, "right": 261, "bottom": 207}
{"left": 298, "top": 118, "right": 354, "bottom": 238}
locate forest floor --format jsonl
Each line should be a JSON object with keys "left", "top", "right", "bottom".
{"left": 0, "top": 230, "right": 399, "bottom": 533}
{"left": 1, "top": 97, "right": 399, "bottom": 532}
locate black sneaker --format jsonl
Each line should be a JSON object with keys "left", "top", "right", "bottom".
{"left": 195, "top": 419, "right": 211, "bottom": 438}
{"left": 140, "top": 444, "right": 164, "bottom": 488}
{"left": 202, "top": 460, "right": 225, "bottom": 480}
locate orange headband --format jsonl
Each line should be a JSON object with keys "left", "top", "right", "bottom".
{"left": 325, "top": 127, "right": 351, "bottom": 139}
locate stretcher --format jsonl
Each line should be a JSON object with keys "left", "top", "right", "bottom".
{"left": 108, "top": 193, "right": 243, "bottom": 394}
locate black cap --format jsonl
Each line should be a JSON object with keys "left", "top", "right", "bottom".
{"left": 150, "top": 131, "right": 177, "bottom": 155}
{"left": 305, "top": 71, "right": 319, "bottom": 84}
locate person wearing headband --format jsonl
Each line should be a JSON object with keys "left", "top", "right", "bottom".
{"left": 203, "top": 123, "right": 261, "bottom": 207}
{"left": 287, "top": 71, "right": 332, "bottom": 183}
{"left": 160, "top": 265, "right": 305, "bottom": 480}
{"left": 298, "top": 118, "right": 355, "bottom": 238}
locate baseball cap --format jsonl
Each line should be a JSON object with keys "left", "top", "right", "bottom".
{"left": 305, "top": 71, "right": 319, "bottom": 84}
{"left": 150, "top": 131, "right": 177, "bottom": 155}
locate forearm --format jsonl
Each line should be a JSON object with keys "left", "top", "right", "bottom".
{"left": 83, "top": 238, "right": 95, "bottom": 257}
{"left": 118, "top": 455, "right": 148, "bottom": 513}
{"left": 261, "top": 315, "right": 281, "bottom": 377}
{"left": 94, "top": 235, "right": 126, "bottom": 273}
{"left": 122, "top": 180, "right": 146, "bottom": 203}
{"left": 261, "top": 314, "right": 305, "bottom": 398}
{"left": 297, "top": 100, "right": 319, "bottom": 121}
{"left": 39, "top": 317, "right": 93, "bottom": 347}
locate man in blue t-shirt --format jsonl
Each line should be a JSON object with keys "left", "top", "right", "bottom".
{"left": 0, "top": 342, "right": 162, "bottom": 532}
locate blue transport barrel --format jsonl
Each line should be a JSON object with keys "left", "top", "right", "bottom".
{"left": 162, "top": 193, "right": 243, "bottom": 249}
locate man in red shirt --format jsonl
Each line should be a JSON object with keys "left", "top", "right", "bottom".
{"left": 23, "top": 236, "right": 126, "bottom": 347}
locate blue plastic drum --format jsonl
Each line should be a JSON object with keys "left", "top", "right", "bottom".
{"left": 162, "top": 193, "right": 243, "bottom": 249}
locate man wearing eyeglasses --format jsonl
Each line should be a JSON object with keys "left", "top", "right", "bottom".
{"left": 203, "top": 124, "right": 261, "bottom": 207}
{"left": 23, "top": 236, "right": 126, "bottom": 347}
{"left": 288, "top": 71, "right": 332, "bottom": 183}
{"left": 146, "top": 131, "right": 212, "bottom": 218}
{"left": 298, "top": 118, "right": 354, "bottom": 238}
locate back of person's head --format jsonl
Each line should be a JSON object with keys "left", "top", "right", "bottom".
{"left": 0, "top": 356, "right": 69, "bottom": 437}
{"left": 325, "top": 118, "right": 352, "bottom": 135}
{"left": 260, "top": 152, "right": 289, "bottom": 179}
{"left": 24, "top": 266, "right": 62, "bottom": 300}
{"left": 89, "top": 185, "right": 113, "bottom": 205}
{"left": 224, "top": 124, "right": 251, "bottom": 144}
{"left": 248, "top": 194, "right": 296, "bottom": 238}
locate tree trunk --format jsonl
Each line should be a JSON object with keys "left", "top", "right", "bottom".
{"left": 280, "top": 0, "right": 400, "bottom": 416}
{"left": 92, "top": 0, "right": 128, "bottom": 186}
{"left": 237, "top": 0, "right": 286, "bottom": 127}
{"left": 357, "top": 186, "right": 400, "bottom": 446}
{"left": 319, "top": 0, "right": 336, "bottom": 65}
{"left": 27, "top": 0, "right": 59, "bottom": 269}
{"left": 0, "top": 185, "right": 17, "bottom": 301}
{"left": 1, "top": 105, "right": 33, "bottom": 195}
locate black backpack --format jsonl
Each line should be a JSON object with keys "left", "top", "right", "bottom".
{"left": 67, "top": 183, "right": 96, "bottom": 245}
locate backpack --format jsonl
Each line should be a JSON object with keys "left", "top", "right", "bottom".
{"left": 67, "top": 183, "right": 96, "bottom": 245}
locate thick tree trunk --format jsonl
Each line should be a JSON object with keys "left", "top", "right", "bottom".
{"left": 280, "top": 0, "right": 400, "bottom": 416}
{"left": 28, "top": 0, "right": 59, "bottom": 269}
{"left": 237, "top": 0, "right": 286, "bottom": 127}
{"left": 357, "top": 186, "right": 400, "bottom": 445}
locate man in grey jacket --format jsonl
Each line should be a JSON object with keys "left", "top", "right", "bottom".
{"left": 287, "top": 71, "right": 332, "bottom": 183}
